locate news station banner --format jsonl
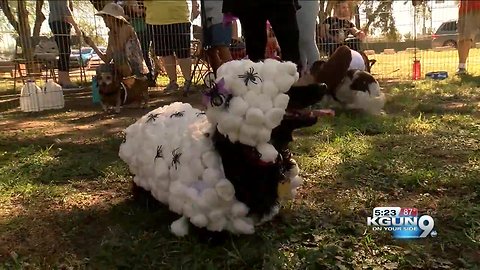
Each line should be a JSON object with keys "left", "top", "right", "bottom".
{"left": 367, "top": 207, "right": 437, "bottom": 239}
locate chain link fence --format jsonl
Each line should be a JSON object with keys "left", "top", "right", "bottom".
{"left": 0, "top": 0, "right": 477, "bottom": 113}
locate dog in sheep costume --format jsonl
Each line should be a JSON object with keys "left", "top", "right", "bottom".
{"left": 119, "top": 57, "right": 353, "bottom": 236}
{"left": 309, "top": 46, "right": 386, "bottom": 115}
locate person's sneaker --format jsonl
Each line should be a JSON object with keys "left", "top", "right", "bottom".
{"left": 163, "top": 81, "right": 179, "bottom": 93}
{"left": 456, "top": 68, "right": 467, "bottom": 75}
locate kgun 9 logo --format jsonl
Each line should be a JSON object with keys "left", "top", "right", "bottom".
{"left": 367, "top": 207, "right": 437, "bottom": 239}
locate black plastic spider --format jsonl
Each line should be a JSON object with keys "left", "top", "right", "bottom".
{"left": 196, "top": 111, "right": 206, "bottom": 117}
{"left": 170, "top": 111, "right": 185, "bottom": 118}
{"left": 154, "top": 145, "right": 163, "bottom": 161}
{"left": 171, "top": 147, "right": 182, "bottom": 170}
{"left": 238, "top": 67, "right": 263, "bottom": 86}
{"left": 146, "top": 113, "right": 161, "bottom": 123}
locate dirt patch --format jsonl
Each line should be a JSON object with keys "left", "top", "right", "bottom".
{"left": 0, "top": 88, "right": 206, "bottom": 139}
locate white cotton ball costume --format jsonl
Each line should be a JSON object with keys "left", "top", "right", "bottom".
{"left": 119, "top": 59, "right": 303, "bottom": 236}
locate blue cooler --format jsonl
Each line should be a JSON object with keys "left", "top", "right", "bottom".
{"left": 92, "top": 76, "right": 101, "bottom": 103}
{"left": 425, "top": 71, "right": 448, "bottom": 80}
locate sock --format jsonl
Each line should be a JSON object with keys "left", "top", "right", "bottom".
{"left": 458, "top": 63, "right": 466, "bottom": 69}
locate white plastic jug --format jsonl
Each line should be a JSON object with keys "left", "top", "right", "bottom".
{"left": 20, "top": 80, "right": 41, "bottom": 112}
{"left": 43, "top": 79, "right": 64, "bottom": 109}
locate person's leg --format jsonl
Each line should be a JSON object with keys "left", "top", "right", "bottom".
{"left": 208, "top": 23, "right": 233, "bottom": 74}
{"left": 238, "top": 11, "right": 268, "bottom": 62}
{"left": 173, "top": 22, "right": 193, "bottom": 87}
{"left": 296, "top": 0, "right": 320, "bottom": 70}
{"left": 268, "top": 1, "right": 301, "bottom": 69}
{"left": 207, "top": 48, "right": 222, "bottom": 74}
{"left": 50, "top": 21, "right": 75, "bottom": 87}
{"left": 150, "top": 23, "right": 178, "bottom": 90}
{"left": 457, "top": 11, "right": 477, "bottom": 74}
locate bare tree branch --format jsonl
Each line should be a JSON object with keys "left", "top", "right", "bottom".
{"left": 0, "top": 0, "right": 19, "bottom": 32}
{"left": 32, "top": 0, "right": 45, "bottom": 38}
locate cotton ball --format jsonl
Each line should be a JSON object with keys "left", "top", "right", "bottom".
{"left": 191, "top": 214, "right": 208, "bottom": 228}
{"left": 205, "top": 108, "right": 222, "bottom": 125}
{"left": 215, "top": 179, "right": 235, "bottom": 201}
{"left": 262, "top": 59, "right": 280, "bottom": 81}
{"left": 274, "top": 74, "right": 296, "bottom": 93}
{"left": 262, "top": 80, "right": 279, "bottom": 98}
{"left": 273, "top": 94, "right": 290, "bottom": 110}
{"left": 230, "top": 76, "right": 248, "bottom": 96}
{"left": 227, "top": 131, "right": 239, "bottom": 143}
{"left": 233, "top": 218, "right": 255, "bottom": 234}
{"left": 220, "top": 114, "right": 243, "bottom": 134}
{"left": 229, "top": 96, "right": 249, "bottom": 117}
{"left": 152, "top": 188, "right": 168, "bottom": 204}
{"left": 186, "top": 187, "right": 200, "bottom": 201}
{"left": 202, "top": 151, "right": 219, "bottom": 168}
{"left": 245, "top": 107, "right": 265, "bottom": 126}
{"left": 264, "top": 108, "right": 286, "bottom": 129}
{"left": 190, "top": 157, "right": 206, "bottom": 178}
{"left": 256, "top": 127, "right": 272, "bottom": 143}
{"left": 248, "top": 79, "right": 263, "bottom": 94}
{"left": 183, "top": 202, "right": 195, "bottom": 217}
{"left": 277, "top": 61, "right": 298, "bottom": 78}
{"left": 291, "top": 176, "right": 303, "bottom": 189}
{"left": 231, "top": 202, "right": 249, "bottom": 217}
{"left": 202, "top": 167, "right": 221, "bottom": 186}
{"left": 119, "top": 142, "right": 133, "bottom": 163}
{"left": 170, "top": 216, "right": 189, "bottom": 237}
{"left": 169, "top": 181, "right": 186, "bottom": 197}
{"left": 239, "top": 123, "right": 258, "bottom": 147}
{"left": 157, "top": 177, "right": 170, "bottom": 191}
{"left": 207, "top": 217, "right": 227, "bottom": 232}
{"left": 208, "top": 209, "right": 224, "bottom": 221}
{"left": 168, "top": 195, "right": 185, "bottom": 214}
{"left": 154, "top": 159, "right": 169, "bottom": 178}
{"left": 243, "top": 90, "right": 259, "bottom": 108}
{"left": 256, "top": 143, "right": 278, "bottom": 162}
{"left": 201, "top": 188, "right": 220, "bottom": 207}
{"left": 257, "top": 94, "right": 273, "bottom": 113}
{"left": 178, "top": 167, "right": 196, "bottom": 184}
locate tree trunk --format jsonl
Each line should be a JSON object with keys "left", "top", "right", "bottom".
{"left": 32, "top": 0, "right": 45, "bottom": 38}
{"left": 17, "top": 0, "right": 35, "bottom": 72}
{"left": 0, "top": 0, "right": 19, "bottom": 32}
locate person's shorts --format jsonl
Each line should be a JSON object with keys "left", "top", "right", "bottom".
{"left": 204, "top": 23, "right": 232, "bottom": 47}
{"left": 148, "top": 22, "right": 191, "bottom": 59}
{"left": 458, "top": 10, "right": 480, "bottom": 41}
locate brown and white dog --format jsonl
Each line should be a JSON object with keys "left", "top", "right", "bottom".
{"left": 307, "top": 46, "right": 385, "bottom": 115}
{"left": 96, "top": 64, "right": 149, "bottom": 113}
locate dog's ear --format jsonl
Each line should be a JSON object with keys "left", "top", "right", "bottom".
{"left": 286, "top": 83, "right": 329, "bottom": 110}
{"left": 311, "top": 45, "right": 351, "bottom": 92}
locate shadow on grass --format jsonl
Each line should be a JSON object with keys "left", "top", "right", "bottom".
{"left": 1, "top": 188, "right": 329, "bottom": 269}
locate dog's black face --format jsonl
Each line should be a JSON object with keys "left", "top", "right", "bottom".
{"left": 213, "top": 83, "right": 329, "bottom": 219}
{"left": 347, "top": 69, "right": 376, "bottom": 94}
{"left": 270, "top": 83, "right": 328, "bottom": 151}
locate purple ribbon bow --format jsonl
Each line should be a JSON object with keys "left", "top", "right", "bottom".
{"left": 202, "top": 78, "right": 231, "bottom": 107}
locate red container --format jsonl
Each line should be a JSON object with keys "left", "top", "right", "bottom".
{"left": 412, "top": 60, "right": 421, "bottom": 80}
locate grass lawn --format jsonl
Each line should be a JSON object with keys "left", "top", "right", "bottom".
{"left": 0, "top": 75, "right": 479, "bottom": 269}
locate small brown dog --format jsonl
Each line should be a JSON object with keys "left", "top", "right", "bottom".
{"left": 96, "top": 64, "right": 149, "bottom": 113}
